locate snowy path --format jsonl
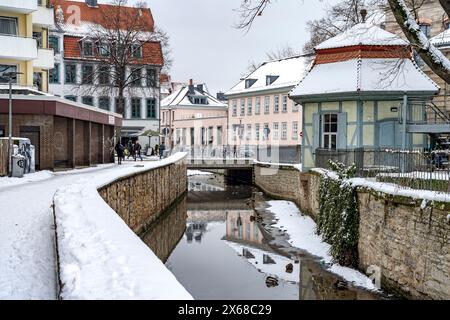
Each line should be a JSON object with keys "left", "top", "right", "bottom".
{"left": 0, "top": 164, "right": 142, "bottom": 299}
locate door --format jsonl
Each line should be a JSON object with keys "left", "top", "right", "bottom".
{"left": 20, "top": 126, "right": 40, "bottom": 169}
{"left": 379, "top": 120, "right": 403, "bottom": 148}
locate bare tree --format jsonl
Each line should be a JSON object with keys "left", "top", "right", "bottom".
{"left": 236, "top": 0, "right": 450, "bottom": 84}
{"left": 243, "top": 45, "right": 302, "bottom": 75}
{"left": 387, "top": 0, "right": 450, "bottom": 83}
{"left": 71, "top": 0, "right": 166, "bottom": 116}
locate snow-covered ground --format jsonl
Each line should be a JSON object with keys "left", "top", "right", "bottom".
{"left": 0, "top": 154, "right": 192, "bottom": 300}
{"left": 266, "top": 200, "right": 378, "bottom": 291}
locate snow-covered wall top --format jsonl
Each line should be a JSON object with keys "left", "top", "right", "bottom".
{"left": 52, "top": 153, "right": 193, "bottom": 300}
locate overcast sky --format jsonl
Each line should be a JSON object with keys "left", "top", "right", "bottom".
{"left": 87, "top": 0, "right": 339, "bottom": 94}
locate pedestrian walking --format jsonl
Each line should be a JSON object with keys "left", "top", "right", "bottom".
{"left": 233, "top": 144, "right": 237, "bottom": 158}
{"left": 135, "top": 141, "right": 143, "bottom": 161}
{"left": 115, "top": 141, "right": 125, "bottom": 165}
{"left": 159, "top": 142, "right": 166, "bottom": 159}
{"left": 127, "top": 140, "right": 135, "bottom": 160}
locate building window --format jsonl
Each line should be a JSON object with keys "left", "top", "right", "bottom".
{"left": 65, "top": 95, "right": 77, "bottom": 102}
{"left": 82, "top": 96, "right": 94, "bottom": 106}
{"left": 281, "top": 122, "right": 287, "bottom": 140}
{"left": 49, "top": 36, "right": 59, "bottom": 53}
{"left": 65, "top": 64, "right": 77, "bottom": 84}
{"left": 146, "top": 98, "right": 157, "bottom": 118}
{"left": 274, "top": 95, "right": 279, "bottom": 113}
{"left": 273, "top": 122, "right": 279, "bottom": 140}
{"left": 131, "top": 98, "right": 141, "bottom": 118}
{"left": 292, "top": 121, "right": 298, "bottom": 140}
{"left": 0, "top": 17, "right": 18, "bottom": 35}
{"left": 98, "top": 43, "right": 109, "bottom": 57}
{"left": 232, "top": 100, "right": 237, "bottom": 116}
{"left": 282, "top": 95, "right": 288, "bottom": 112}
{"left": 264, "top": 96, "right": 270, "bottom": 114}
{"left": 246, "top": 124, "right": 252, "bottom": 141}
{"left": 99, "top": 97, "right": 110, "bottom": 111}
{"left": 49, "top": 63, "right": 60, "bottom": 83}
{"left": 131, "top": 43, "right": 142, "bottom": 58}
{"left": 255, "top": 123, "right": 260, "bottom": 141}
{"left": 147, "top": 68, "right": 157, "bottom": 87}
{"left": 247, "top": 98, "right": 252, "bottom": 115}
{"left": 245, "top": 78, "right": 256, "bottom": 88}
{"left": 255, "top": 97, "right": 260, "bottom": 115}
{"left": 130, "top": 67, "right": 141, "bottom": 86}
{"left": 0, "top": 65, "right": 18, "bottom": 83}
{"left": 263, "top": 123, "right": 269, "bottom": 140}
{"left": 266, "top": 75, "right": 278, "bottom": 85}
{"left": 82, "top": 64, "right": 93, "bottom": 84}
{"left": 192, "top": 96, "right": 207, "bottom": 104}
{"left": 322, "top": 113, "right": 338, "bottom": 150}
{"left": 240, "top": 99, "right": 245, "bottom": 116}
{"left": 33, "top": 31, "right": 43, "bottom": 48}
{"left": 98, "top": 65, "right": 110, "bottom": 85}
{"left": 419, "top": 23, "right": 431, "bottom": 38}
{"left": 82, "top": 41, "right": 94, "bottom": 56}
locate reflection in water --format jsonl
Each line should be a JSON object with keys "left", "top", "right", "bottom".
{"left": 141, "top": 197, "right": 187, "bottom": 263}
{"left": 141, "top": 174, "right": 384, "bottom": 300}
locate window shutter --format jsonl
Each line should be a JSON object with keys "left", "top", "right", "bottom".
{"left": 312, "top": 113, "right": 320, "bottom": 152}
{"left": 337, "top": 112, "right": 347, "bottom": 149}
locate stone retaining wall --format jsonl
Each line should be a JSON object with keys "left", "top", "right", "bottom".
{"left": 98, "top": 159, "right": 187, "bottom": 235}
{"left": 253, "top": 163, "right": 450, "bottom": 300}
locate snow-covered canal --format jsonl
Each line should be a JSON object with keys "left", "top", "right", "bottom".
{"left": 143, "top": 172, "right": 387, "bottom": 300}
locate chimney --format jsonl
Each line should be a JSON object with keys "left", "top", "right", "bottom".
{"left": 196, "top": 84, "right": 204, "bottom": 94}
{"left": 188, "top": 79, "right": 195, "bottom": 94}
{"left": 86, "top": 0, "right": 99, "bottom": 8}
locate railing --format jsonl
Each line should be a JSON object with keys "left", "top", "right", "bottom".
{"left": 315, "top": 148, "right": 450, "bottom": 192}
{"left": 405, "top": 98, "right": 450, "bottom": 125}
{"left": 167, "top": 144, "right": 301, "bottom": 164}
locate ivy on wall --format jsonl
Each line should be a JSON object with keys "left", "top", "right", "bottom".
{"left": 317, "top": 160, "right": 359, "bottom": 267}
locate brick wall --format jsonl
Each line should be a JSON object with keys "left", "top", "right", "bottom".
{"left": 254, "top": 163, "right": 450, "bottom": 299}
{"left": 98, "top": 157, "right": 187, "bottom": 235}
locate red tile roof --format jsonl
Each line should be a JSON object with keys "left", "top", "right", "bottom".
{"left": 51, "top": 0, "right": 154, "bottom": 31}
{"left": 63, "top": 35, "right": 164, "bottom": 66}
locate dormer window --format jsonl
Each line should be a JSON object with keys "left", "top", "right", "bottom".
{"left": 98, "top": 42, "right": 110, "bottom": 57}
{"left": 82, "top": 41, "right": 94, "bottom": 57}
{"left": 131, "top": 43, "right": 142, "bottom": 58}
{"left": 190, "top": 95, "right": 208, "bottom": 105}
{"left": 266, "top": 75, "right": 279, "bottom": 85}
{"left": 245, "top": 78, "right": 257, "bottom": 89}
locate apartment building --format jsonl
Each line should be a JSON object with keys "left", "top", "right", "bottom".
{"left": 48, "top": 0, "right": 163, "bottom": 143}
{"left": 161, "top": 80, "right": 228, "bottom": 149}
{"left": 224, "top": 55, "right": 312, "bottom": 162}
{"left": 0, "top": 0, "right": 55, "bottom": 93}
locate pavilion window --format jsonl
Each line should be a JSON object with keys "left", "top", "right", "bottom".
{"left": 322, "top": 113, "right": 338, "bottom": 150}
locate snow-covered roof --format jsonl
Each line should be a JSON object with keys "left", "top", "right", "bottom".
{"left": 161, "top": 84, "right": 227, "bottom": 108}
{"left": 430, "top": 29, "right": 450, "bottom": 47}
{"left": 315, "top": 23, "right": 408, "bottom": 50}
{"left": 225, "top": 55, "right": 313, "bottom": 96}
{"left": 290, "top": 58, "right": 439, "bottom": 98}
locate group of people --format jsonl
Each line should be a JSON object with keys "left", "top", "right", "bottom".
{"left": 114, "top": 140, "right": 143, "bottom": 165}
{"left": 114, "top": 140, "right": 166, "bottom": 165}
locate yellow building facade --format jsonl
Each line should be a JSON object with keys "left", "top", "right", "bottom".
{"left": 0, "top": 0, "right": 54, "bottom": 92}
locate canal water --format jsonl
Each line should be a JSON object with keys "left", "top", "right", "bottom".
{"left": 141, "top": 172, "right": 386, "bottom": 300}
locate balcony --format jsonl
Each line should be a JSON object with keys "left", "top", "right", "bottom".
{"left": 34, "top": 48, "right": 54, "bottom": 69}
{"left": 0, "top": 35, "right": 37, "bottom": 60}
{"left": 32, "top": 5, "right": 55, "bottom": 28}
{"left": 0, "top": 0, "right": 38, "bottom": 14}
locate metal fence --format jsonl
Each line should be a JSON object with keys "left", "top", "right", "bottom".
{"left": 315, "top": 148, "right": 450, "bottom": 192}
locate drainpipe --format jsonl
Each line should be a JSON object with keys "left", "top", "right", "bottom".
{"left": 401, "top": 93, "right": 408, "bottom": 173}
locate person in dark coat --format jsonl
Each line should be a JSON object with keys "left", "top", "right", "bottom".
{"left": 127, "top": 140, "right": 135, "bottom": 160}
{"left": 115, "top": 141, "right": 125, "bottom": 165}
{"left": 159, "top": 142, "right": 166, "bottom": 159}
{"left": 134, "top": 141, "right": 143, "bottom": 161}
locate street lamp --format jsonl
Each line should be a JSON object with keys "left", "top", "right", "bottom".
{"left": 0, "top": 71, "right": 23, "bottom": 177}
